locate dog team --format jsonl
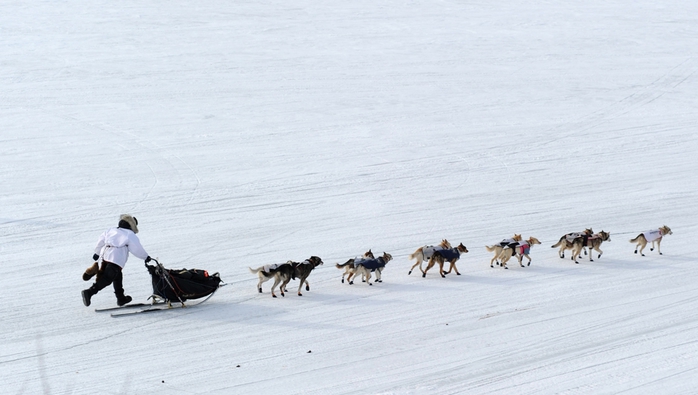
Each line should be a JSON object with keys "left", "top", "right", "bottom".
{"left": 249, "top": 226, "right": 673, "bottom": 297}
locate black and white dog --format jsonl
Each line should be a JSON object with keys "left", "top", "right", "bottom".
{"left": 250, "top": 256, "right": 324, "bottom": 297}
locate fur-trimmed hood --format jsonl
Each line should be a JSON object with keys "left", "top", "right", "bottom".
{"left": 118, "top": 214, "right": 139, "bottom": 234}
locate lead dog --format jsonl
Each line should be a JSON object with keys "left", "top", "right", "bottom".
{"left": 551, "top": 228, "right": 594, "bottom": 258}
{"left": 351, "top": 252, "right": 393, "bottom": 285}
{"left": 498, "top": 236, "right": 541, "bottom": 268}
{"left": 422, "top": 243, "right": 468, "bottom": 277}
{"left": 630, "top": 226, "right": 672, "bottom": 256}
{"left": 485, "top": 234, "right": 522, "bottom": 268}
{"left": 408, "top": 239, "right": 451, "bottom": 275}
{"left": 336, "top": 249, "right": 375, "bottom": 283}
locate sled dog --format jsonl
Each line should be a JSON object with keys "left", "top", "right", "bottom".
{"left": 408, "top": 239, "right": 451, "bottom": 275}
{"left": 551, "top": 228, "right": 594, "bottom": 258}
{"left": 249, "top": 262, "right": 293, "bottom": 297}
{"left": 498, "top": 236, "right": 541, "bottom": 268}
{"left": 422, "top": 243, "right": 469, "bottom": 277}
{"left": 335, "top": 249, "right": 375, "bottom": 283}
{"left": 630, "top": 226, "right": 672, "bottom": 256}
{"left": 568, "top": 231, "right": 611, "bottom": 263}
{"left": 277, "top": 255, "right": 324, "bottom": 297}
{"left": 250, "top": 256, "right": 323, "bottom": 297}
{"left": 485, "top": 234, "right": 522, "bottom": 268}
{"left": 351, "top": 252, "right": 394, "bottom": 285}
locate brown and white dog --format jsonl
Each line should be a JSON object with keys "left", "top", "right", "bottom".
{"left": 408, "top": 239, "right": 451, "bottom": 275}
{"left": 551, "top": 228, "right": 594, "bottom": 259}
{"left": 421, "top": 243, "right": 468, "bottom": 277}
{"left": 498, "top": 236, "right": 541, "bottom": 268}
{"left": 336, "top": 249, "right": 375, "bottom": 284}
{"left": 568, "top": 231, "right": 611, "bottom": 263}
{"left": 485, "top": 234, "right": 522, "bottom": 268}
{"left": 351, "top": 252, "right": 393, "bottom": 285}
{"left": 630, "top": 226, "right": 672, "bottom": 256}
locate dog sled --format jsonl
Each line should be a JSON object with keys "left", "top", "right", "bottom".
{"left": 145, "top": 258, "right": 224, "bottom": 306}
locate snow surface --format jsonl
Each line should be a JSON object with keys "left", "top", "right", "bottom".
{"left": 3, "top": 1, "right": 698, "bottom": 394}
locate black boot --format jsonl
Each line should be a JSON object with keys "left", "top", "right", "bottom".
{"left": 116, "top": 293, "right": 132, "bottom": 307}
{"left": 82, "top": 287, "right": 97, "bottom": 307}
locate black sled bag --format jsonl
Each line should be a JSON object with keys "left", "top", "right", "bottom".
{"left": 146, "top": 263, "right": 222, "bottom": 302}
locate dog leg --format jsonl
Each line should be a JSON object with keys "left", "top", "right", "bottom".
{"left": 438, "top": 260, "right": 446, "bottom": 278}
{"left": 408, "top": 261, "right": 420, "bottom": 275}
{"left": 281, "top": 277, "right": 291, "bottom": 296}
{"left": 270, "top": 277, "right": 281, "bottom": 298}
{"left": 448, "top": 260, "right": 461, "bottom": 275}
{"left": 490, "top": 255, "right": 498, "bottom": 268}
{"left": 423, "top": 258, "right": 437, "bottom": 278}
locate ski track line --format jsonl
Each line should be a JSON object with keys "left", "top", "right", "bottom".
{"left": 541, "top": 57, "right": 697, "bottom": 147}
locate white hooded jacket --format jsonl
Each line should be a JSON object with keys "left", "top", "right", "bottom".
{"left": 94, "top": 227, "right": 149, "bottom": 268}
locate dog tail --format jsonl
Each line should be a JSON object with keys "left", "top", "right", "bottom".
{"left": 249, "top": 267, "right": 262, "bottom": 274}
{"left": 408, "top": 248, "right": 423, "bottom": 261}
{"left": 629, "top": 234, "right": 642, "bottom": 243}
{"left": 336, "top": 260, "right": 353, "bottom": 269}
{"left": 551, "top": 236, "right": 565, "bottom": 248}
{"left": 485, "top": 245, "right": 497, "bottom": 252}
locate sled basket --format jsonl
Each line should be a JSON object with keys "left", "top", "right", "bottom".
{"left": 145, "top": 259, "right": 222, "bottom": 303}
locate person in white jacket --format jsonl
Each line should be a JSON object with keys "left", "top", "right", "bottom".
{"left": 82, "top": 214, "right": 152, "bottom": 307}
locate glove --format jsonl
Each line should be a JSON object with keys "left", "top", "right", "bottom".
{"left": 145, "top": 256, "right": 152, "bottom": 263}
{"left": 92, "top": 254, "right": 100, "bottom": 261}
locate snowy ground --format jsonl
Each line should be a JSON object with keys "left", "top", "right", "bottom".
{"left": 2, "top": 1, "right": 698, "bottom": 394}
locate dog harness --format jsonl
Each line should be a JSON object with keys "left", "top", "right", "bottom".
{"left": 518, "top": 242, "right": 530, "bottom": 256}
{"left": 435, "top": 248, "right": 460, "bottom": 260}
{"left": 422, "top": 245, "right": 446, "bottom": 260}
{"left": 643, "top": 229, "right": 663, "bottom": 242}
{"left": 357, "top": 256, "right": 387, "bottom": 271}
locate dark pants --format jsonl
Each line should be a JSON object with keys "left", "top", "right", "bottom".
{"left": 89, "top": 261, "right": 126, "bottom": 298}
